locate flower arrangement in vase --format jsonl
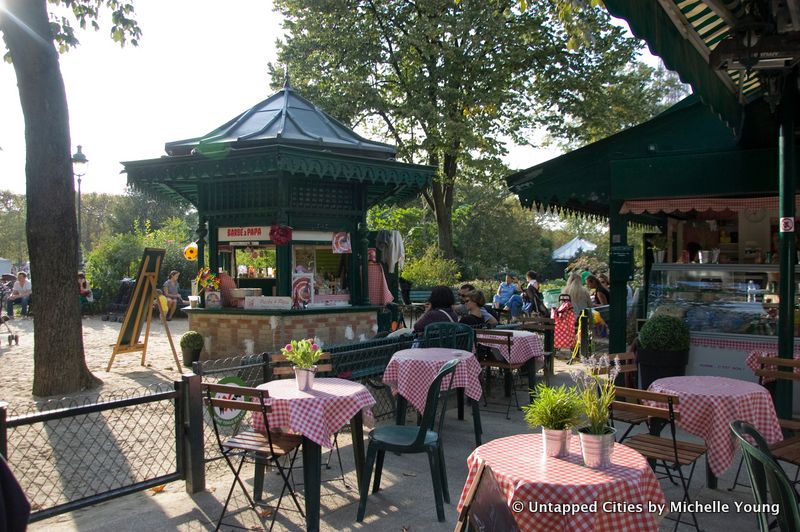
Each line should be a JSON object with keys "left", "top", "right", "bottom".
{"left": 569, "top": 355, "right": 620, "bottom": 468}
{"left": 281, "top": 338, "right": 322, "bottom": 391}
{"left": 523, "top": 383, "right": 582, "bottom": 458}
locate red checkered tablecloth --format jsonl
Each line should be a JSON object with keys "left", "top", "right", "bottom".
{"left": 475, "top": 330, "right": 544, "bottom": 365}
{"left": 457, "top": 434, "right": 665, "bottom": 532}
{"left": 383, "top": 348, "right": 482, "bottom": 413}
{"left": 648, "top": 376, "right": 783, "bottom": 476}
{"left": 251, "top": 378, "right": 375, "bottom": 448}
{"left": 368, "top": 262, "right": 394, "bottom": 305}
{"left": 745, "top": 350, "right": 800, "bottom": 384}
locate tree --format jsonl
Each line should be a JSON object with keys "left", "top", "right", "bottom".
{"left": 271, "top": 0, "right": 665, "bottom": 259}
{"left": 0, "top": 0, "right": 140, "bottom": 396}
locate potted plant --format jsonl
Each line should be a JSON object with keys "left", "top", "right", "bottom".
{"left": 522, "top": 383, "right": 582, "bottom": 457}
{"left": 281, "top": 338, "right": 322, "bottom": 391}
{"left": 180, "top": 331, "right": 204, "bottom": 367}
{"left": 637, "top": 314, "right": 691, "bottom": 389}
{"left": 570, "top": 355, "right": 619, "bottom": 468}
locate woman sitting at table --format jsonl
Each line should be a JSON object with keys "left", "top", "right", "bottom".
{"left": 585, "top": 274, "right": 609, "bottom": 306}
{"left": 413, "top": 285, "right": 458, "bottom": 333}
{"left": 459, "top": 290, "right": 488, "bottom": 328}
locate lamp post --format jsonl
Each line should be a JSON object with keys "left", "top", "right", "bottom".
{"left": 71, "top": 145, "right": 88, "bottom": 268}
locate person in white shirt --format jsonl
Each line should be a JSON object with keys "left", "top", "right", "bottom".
{"left": 6, "top": 272, "right": 32, "bottom": 319}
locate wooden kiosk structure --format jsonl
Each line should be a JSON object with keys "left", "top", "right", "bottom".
{"left": 123, "top": 79, "right": 435, "bottom": 358}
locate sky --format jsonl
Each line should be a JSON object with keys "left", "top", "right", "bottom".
{"left": 0, "top": 1, "right": 648, "bottom": 196}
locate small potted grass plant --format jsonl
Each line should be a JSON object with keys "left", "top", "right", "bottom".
{"left": 523, "top": 383, "right": 583, "bottom": 458}
{"left": 281, "top": 338, "right": 322, "bottom": 391}
{"left": 570, "top": 355, "right": 620, "bottom": 468}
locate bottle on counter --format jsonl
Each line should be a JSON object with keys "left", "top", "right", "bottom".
{"left": 747, "top": 280, "right": 757, "bottom": 303}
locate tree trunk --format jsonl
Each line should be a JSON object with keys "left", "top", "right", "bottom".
{"left": 1, "top": 0, "right": 101, "bottom": 396}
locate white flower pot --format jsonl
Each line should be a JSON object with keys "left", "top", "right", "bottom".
{"left": 542, "top": 428, "right": 571, "bottom": 458}
{"left": 294, "top": 366, "right": 317, "bottom": 391}
{"left": 578, "top": 427, "right": 616, "bottom": 468}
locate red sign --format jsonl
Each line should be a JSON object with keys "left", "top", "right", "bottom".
{"left": 780, "top": 217, "right": 795, "bottom": 233}
{"left": 217, "top": 226, "right": 269, "bottom": 242}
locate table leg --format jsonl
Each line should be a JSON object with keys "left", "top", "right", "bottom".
{"left": 470, "top": 398, "right": 482, "bottom": 446}
{"left": 395, "top": 395, "right": 408, "bottom": 426}
{"left": 253, "top": 453, "right": 266, "bottom": 501}
{"left": 524, "top": 358, "right": 536, "bottom": 403}
{"left": 503, "top": 369, "right": 512, "bottom": 397}
{"left": 302, "top": 436, "right": 322, "bottom": 532}
{"left": 457, "top": 388, "right": 465, "bottom": 420}
{"left": 350, "top": 411, "right": 366, "bottom": 490}
{"left": 706, "top": 461, "right": 718, "bottom": 489}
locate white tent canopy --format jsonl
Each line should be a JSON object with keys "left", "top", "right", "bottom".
{"left": 552, "top": 237, "right": 597, "bottom": 261}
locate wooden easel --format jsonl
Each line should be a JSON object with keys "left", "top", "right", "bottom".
{"left": 107, "top": 248, "right": 181, "bottom": 371}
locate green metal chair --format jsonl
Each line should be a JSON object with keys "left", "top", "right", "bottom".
{"left": 730, "top": 420, "right": 800, "bottom": 532}
{"left": 356, "top": 358, "right": 460, "bottom": 522}
{"left": 423, "top": 322, "right": 475, "bottom": 351}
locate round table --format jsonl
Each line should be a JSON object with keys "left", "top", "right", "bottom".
{"left": 475, "top": 329, "right": 544, "bottom": 365}
{"left": 383, "top": 347, "right": 482, "bottom": 413}
{"left": 648, "top": 376, "right": 782, "bottom": 477}
{"left": 457, "top": 433, "right": 665, "bottom": 531}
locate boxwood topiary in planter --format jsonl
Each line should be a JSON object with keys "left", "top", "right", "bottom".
{"left": 180, "top": 331, "right": 204, "bottom": 367}
{"left": 637, "top": 315, "right": 691, "bottom": 389}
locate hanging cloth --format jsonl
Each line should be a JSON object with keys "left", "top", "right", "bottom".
{"left": 375, "top": 230, "right": 405, "bottom": 273}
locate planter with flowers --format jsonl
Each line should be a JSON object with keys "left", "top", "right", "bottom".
{"left": 281, "top": 338, "right": 322, "bottom": 391}
{"left": 523, "top": 383, "right": 582, "bottom": 458}
{"left": 570, "top": 355, "right": 620, "bottom": 468}
{"left": 195, "top": 268, "right": 221, "bottom": 308}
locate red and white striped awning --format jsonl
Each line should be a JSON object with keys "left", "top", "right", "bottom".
{"left": 619, "top": 195, "right": 800, "bottom": 215}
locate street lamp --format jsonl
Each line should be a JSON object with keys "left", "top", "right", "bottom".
{"left": 72, "top": 145, "right": 88, "bottom": 268}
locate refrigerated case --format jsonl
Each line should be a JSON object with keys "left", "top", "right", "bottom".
{"left": 646, "top": 263, "right": 800, "bottom": 409}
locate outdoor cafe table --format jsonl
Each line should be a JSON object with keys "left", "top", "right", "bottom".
{"left": 457, "top": 433, "right": 666, "bottom": 531}
{"left": 648, "top": 375, "right": 783, "bottom": 488}
{"left": 475, "top": 329, "right": 544, "bottom": 395}
{"left": 383, "top": 347, "right": 483, "bottom": 445}
{"left": 252, "top": 377, "right": 375, "bottom": 532}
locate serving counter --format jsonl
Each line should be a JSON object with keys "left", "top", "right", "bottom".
{"left": 184, "top": 306, "right": 380, "bottom": 360}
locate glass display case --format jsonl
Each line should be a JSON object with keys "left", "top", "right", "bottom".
{"left": 647, "top": 264, "right": 799, "bottom": 337}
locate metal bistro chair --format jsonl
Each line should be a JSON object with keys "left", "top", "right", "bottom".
{"left": 423, "top": 321, "right": 475, "bottom": 351}
{"left": 731, "top": 420, "right": 800, "bottom": 532}
{"left": 474, "top": 329, "right": 527, "bottom": 420}
{"left": 203, "top": 383, "right": 304, "bottom": 531}
{"left": 357, "top": 358, "right": 460, "bottom": 522}
{"left": 591, "top": 352, "right": 647, "bottom": 442}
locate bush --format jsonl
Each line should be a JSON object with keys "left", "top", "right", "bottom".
{"left": 401, "top": 246, "right": 461, "bottom": 288}
{"left": 638, "top": 314, "right": 690, "bottom": 351}
{"left": 180, "top": 331, "right": 204, "bottom": 350}
{"left": 523, "top": 384, "right": 582, "bottom": 430}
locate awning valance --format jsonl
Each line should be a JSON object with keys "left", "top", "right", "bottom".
{"left": 620, "top": 195, "right": 800, "bottom": 215}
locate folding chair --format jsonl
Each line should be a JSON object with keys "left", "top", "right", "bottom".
{"left": 612, "top": 386, "right": 707, "bottom": 531}
{"left": 203, "top": 383, "right": 304, "bottom": 531}
{"left": 730, "top": 355, "right": 800, "bottom": 491}
{"left": 474, "top": 329, "right": 526, "bottom": 419}
{"left": 591, "top": 353, "right": 646, "bottom": 442}
{"left": 357, "top": 359, "right": 460, "bottom": 522}
{"left": 731, "top": 420, "right": 800, "bottom": 532}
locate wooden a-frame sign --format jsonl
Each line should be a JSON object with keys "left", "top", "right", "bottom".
{"left": 107, "top": 248, "right": 181, "bottom": 371}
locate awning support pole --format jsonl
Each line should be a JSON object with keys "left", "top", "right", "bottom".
{"left": 776, "top": 72, "right": 797, "bottom": 420}
{"left": 609, "top": 200, "right": 629, "bottom": 355}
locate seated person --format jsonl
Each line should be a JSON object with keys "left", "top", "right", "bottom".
{"left": 459, "top": 290, "right": 491, "bottom": 328}
{"left": 162, "top": 270, "right": 188, "bottom": 320}
{"left": 492, "top": 273, "right": 521, "bottom": 315}
{"left": 512, "top": 270, "right": 543, "bottom": 317}
{"left": 585, "top": 274, "right": 609, "bottom": 306}
{"left": 77, "top": 272, "right": 93, "bottom": 304}
{"left": 413, "top": 285, "right": 458, "bottom": 334}
{"left": 455, "top": 284, "right": 498, "bottom": 327}
{"left": 6, "top": 272, "right": 31, "bottom": 319}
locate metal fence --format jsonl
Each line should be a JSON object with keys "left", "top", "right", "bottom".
{"left": 0, "top": 375, "right": 205, "bottom": 522}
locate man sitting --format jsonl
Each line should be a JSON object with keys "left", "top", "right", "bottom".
{"left": 6, "top": 272, "right": 31, "bottom": 319}
{"left": 456, "top": 284, "right": 498, "bottom": 327}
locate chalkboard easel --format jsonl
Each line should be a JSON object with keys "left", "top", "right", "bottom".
{"left": 455, "top": 461, "right": 521, "bottom": 532}
{"left": 106, "top": 248, "right": 181, "bottom": 371}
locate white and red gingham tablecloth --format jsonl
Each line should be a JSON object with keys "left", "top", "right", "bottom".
{"left": 383, "top": 348, "right": 482, "bottom": 413}
{"left": 648, "top": 376, "right": 783, "bottom": 476}
{"left": 475, "top": 329, "right": 544, "bottom": 365}
{"left": 457, "top": 434, "right": 665, "bottom": 532}
{"left": 251, "top": 378, "right": 375, "bottom": 448}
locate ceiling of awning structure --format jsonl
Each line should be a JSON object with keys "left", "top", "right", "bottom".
{"left": 604, "top": 0, "right": 800, "bottom": 135}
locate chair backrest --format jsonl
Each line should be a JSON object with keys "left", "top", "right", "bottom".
{"left": 203, "top": 383, "right": 271, "bottom": 444}
{"left": 518, "top": 316, "right": 555, "bottom": 331}
{"left": 474, "top": 330, "right": 513, "bottom": 359}
{"left": 731, "top": 420, "right": 800, "bottom": 532}
{"left": 413, "top": 358, "right": 460, "bottom": 447}
{"left": 612, "top": 387, "right": 683, "bottom": 461}
{"left": 591, "top": 352, "right": 637, "bottom": 375}
{"left": 270, "top": 352, "right": 333, "bottom": 378}
{"left": 423, "top": 322, "right": 474, "bottom": 352}
{"left": 755, "top": 356, "right": 800, "bottom": 383}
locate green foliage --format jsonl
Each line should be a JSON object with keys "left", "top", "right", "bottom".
{"left": 143, "top": 217, "right": 197, "bottom": 288}
{"left": 402, "top": 246, "right": 461, "bottom": 288}
{"left": 638, "top": 314, "right": 690, "bottom": 352}
{"left": 523, "top": 384, "right": 582, "bottom": 430}
{"left": 108, "top": 189, "right": 196, "bottom": 235}
{"left": 281, "top": 338, "right": 322, "bottom": 369}
{"left": 179, "top": 331, "right": 204, "bottom": 350}
{"left": 459, "top": 279, "right": 498, "bottom": 296}
{"left": 0, "top": 191, "right": 27, "bottom": 265}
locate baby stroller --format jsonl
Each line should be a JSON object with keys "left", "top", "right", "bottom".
{"left": 551, "top": 294, "right": 576, "bottom": 351}
{"left": 0, "top": 274, "right": 19, "bottom": 345}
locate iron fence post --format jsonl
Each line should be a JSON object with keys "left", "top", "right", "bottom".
{"left": 174, "top": 379, "right": 185, "bottom": 482}
{"left": 580, "top": 310, "right": 590, "bottom": 358}
{"left": 0, "top": 401, "right": 7, "bottom": 459}
{"left": 182, "top": 373, "right": 205, "bottom": 493}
